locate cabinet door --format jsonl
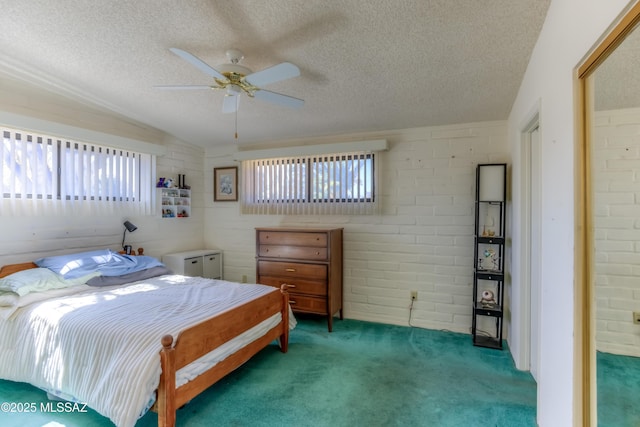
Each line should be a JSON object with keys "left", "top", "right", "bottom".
{"left": 183, "top": 256, "right": 203, "bottom": 277}
{"left": 203, "top": 253, "right": 222, "bottom": 279}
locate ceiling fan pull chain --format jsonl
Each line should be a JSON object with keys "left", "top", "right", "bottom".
{"left": 235, "top": 97, "right": 239, "bottom": 140}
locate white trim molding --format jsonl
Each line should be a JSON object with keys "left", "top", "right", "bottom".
{"left": 232, "top": 139, "right": 388, "bottom": 161}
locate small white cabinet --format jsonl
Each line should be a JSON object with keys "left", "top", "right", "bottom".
{"left": 162, "top": 250, "right": 223, "bottom": 279}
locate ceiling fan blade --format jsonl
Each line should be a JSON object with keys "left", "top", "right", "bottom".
{"left": 253, "top": 89, "right": 304, "bottom": 109}
{"left": 169, "top": 48, "right": 228, "bottom": 81}
{"left": 154, "top": 85, "right": 215, "bottom": 90}
{"left": 222, "top": 95, "right": 239, "bottom": 113}
{"left": 244, "top": 62, "right": 300, "bottom": 87}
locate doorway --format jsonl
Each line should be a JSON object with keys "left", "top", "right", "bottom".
{"left": 528, "top": 125, "right": 541, "bottom": 381}
{"left": 520, "top": 116, "right": 541, "bottom": 382}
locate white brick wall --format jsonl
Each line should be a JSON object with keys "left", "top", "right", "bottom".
{"left": 593, "top": 107, "right": 640, "bottom": 357}
{"left": 204, "top": 122, "right": 509, "bottom": 334}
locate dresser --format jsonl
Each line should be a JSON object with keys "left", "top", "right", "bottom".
{"left": 256, "top": 227, "right": 343, "bottom": 332}
{"left": 162, "top": 249, "right": 223, "bottom": 279}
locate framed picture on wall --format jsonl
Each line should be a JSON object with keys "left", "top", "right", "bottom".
{"left": 214, "top": 166, "right": 238, "bottom": 201}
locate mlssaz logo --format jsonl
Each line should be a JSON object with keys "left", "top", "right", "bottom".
{"left": 40, "top": 402, "right": 88, "bottom": 413}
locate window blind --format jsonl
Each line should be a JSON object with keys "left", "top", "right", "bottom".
{"left": 241, "top": 151, "right": 379, "bottom": 215}
{"left": 1, "top": 127, "right": 155, "bottom": 216}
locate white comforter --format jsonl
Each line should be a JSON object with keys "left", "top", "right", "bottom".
{"left": 0, "top": 275, "right": 292, "bottom": 427}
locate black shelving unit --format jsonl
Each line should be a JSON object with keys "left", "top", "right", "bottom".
{"left": 472, "top": 163, "right": 507, "bottom": 349}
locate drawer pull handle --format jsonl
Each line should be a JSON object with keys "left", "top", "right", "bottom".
{"left": 285, "top": 268, "right": 296, "bottom": 272}
{"left": 191, "top": 260, "right": 198, "bottom": 264}
{"left": 316, "top": 251, "right": 320, "bottom": 255}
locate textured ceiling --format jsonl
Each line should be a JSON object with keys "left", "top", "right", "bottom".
{"left": 0, "top": 1, "right": 551, "bottom": 148}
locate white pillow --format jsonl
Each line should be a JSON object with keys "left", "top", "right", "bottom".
{"left": 0, "top": 268, "right": 99, "bottom": 297}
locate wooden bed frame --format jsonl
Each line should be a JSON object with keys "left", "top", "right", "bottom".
{"left": 0, "top": 262, "right": 290, "bottom": 427}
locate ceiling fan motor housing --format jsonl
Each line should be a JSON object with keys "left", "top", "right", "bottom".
{"left": 217, "top": 63, "right": 252, "bottom": 78}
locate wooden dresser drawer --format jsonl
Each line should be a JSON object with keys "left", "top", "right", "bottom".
{"left": 287, "top": 294, "right": 327, "bottom": 314}
{"left": 258, "top": 231, "right": 327, "bottom": 247}
{"left": 257, "top": 276, "right": 327, "bottom": 297}
{"left": 258, "top": 244, "right": 327, "bottom": 261}
{"left": 257, "top": 260, "right": 327, "bottom": 280}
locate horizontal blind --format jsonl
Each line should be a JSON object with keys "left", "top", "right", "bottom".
{"left": 241, "top": 151, "right": 378, "bottom": 215}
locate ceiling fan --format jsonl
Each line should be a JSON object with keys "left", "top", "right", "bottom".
{"left": 156, "top": 48, "right": 304, "bottom": 114}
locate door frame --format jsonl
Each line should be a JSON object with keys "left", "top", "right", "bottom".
{"left": 517, "top": 108, "right": 541, "bottom": 378}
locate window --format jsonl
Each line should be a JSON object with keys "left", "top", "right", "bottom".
{"left": 241, "top": 151, "right": 378, "bottom": 214}
{"left": 310, "top": 154, "right": 374, "bottom": 203}
{"left": 1, "top": 126, "right": 155, "bottom": 216}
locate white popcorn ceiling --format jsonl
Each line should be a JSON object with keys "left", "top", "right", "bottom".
{"left": 0, "top": 1, "right": 552, "bottom": 147}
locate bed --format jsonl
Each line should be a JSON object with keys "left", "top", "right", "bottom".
{"left": 0, "top": 251, "right": 292, "bottom": 427}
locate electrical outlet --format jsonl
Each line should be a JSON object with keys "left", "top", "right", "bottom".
{"left": 633, "top": 311, "right": 640, "bottom": 325}
{"left": 410, "top": 291, "right": 418, "bottom": 301}
{"left": 241, "top": 275, "right": 248, "bottom": 283}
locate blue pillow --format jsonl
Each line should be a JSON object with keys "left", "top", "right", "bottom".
{"left": 96, "top": 253, "right": 165, "bottom": 277}
{"left": 35, "top": 249, "right": 165, "bottom": 279}
{"left": 35, "top": 249, "right": 114, "bottom": 279}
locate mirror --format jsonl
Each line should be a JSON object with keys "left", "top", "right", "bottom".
{"left": 579, "top": 4, "right": 640, "bottom": 425}
{"left": 592, "top": 23, "right": 640, "bottom": 427}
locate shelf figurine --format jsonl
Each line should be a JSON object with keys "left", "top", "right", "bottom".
{"left": 483, "top": 248, "right": 500, "bottom": 271}
{"left": 480, "top": 289, "right": 497, "bottom": 308}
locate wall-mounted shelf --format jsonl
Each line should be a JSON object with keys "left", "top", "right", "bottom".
{"left": 159, "top": 187, "right": 191, "bottom": 218}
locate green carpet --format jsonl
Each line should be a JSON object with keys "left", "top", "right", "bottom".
{"left": 597, "top": 351, "right": 640, "bottom": 427}
{"left": 0, "top": 318, "right": 537, "bottom": 427}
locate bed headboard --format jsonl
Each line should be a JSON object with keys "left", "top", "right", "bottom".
{"left": 0, "top": 262, "right": 38, "bottom": 278}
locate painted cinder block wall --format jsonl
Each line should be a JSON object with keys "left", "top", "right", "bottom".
{"left": 593, "top": 107, "right": 640, "bottom": 358}
{"left": 203, "top": 121, "right": 510, "bottom": 334}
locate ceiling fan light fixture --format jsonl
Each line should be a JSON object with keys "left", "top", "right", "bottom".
{"left": 226, "top": 84, "right": 241, "bottom": 96}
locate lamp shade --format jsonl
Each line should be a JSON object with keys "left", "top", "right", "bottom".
{"left": 123, "top": 221, "right": 137, "bottom": 232}
{"left": 478, "top": 164, "right": 506, "bottom": 202}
